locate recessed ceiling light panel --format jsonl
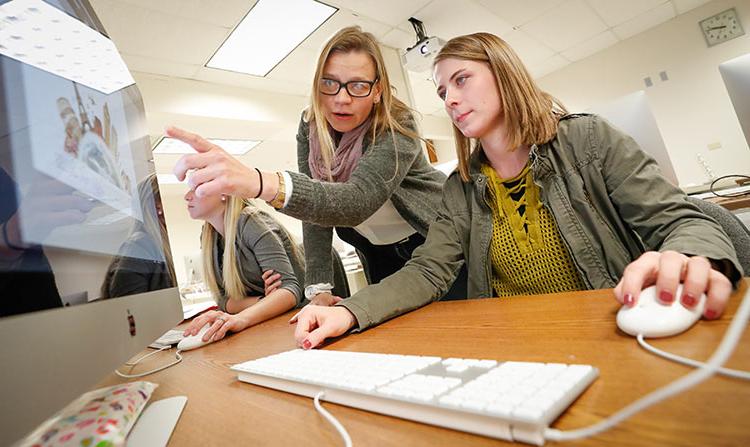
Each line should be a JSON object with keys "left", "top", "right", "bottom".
{"left": 153, "top": 137, "right": 260, "bottom": 155}
{"left": 207, "top": 0, "right": 337, "bottom": 77}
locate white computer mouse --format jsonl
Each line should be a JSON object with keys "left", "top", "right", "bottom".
{"left": 616, "top": 285, "right": 705, "bottom": 338}
{"left": 177, "top": 324, "right": 215, "bottom": 351}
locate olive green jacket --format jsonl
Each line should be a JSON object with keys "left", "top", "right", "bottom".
{"left": 339, "top": 114, "right": 743, "bottom": 330}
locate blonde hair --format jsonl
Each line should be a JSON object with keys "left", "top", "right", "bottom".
{"left": 433, "top": 33, "right": 568, "bottom": 182}
{"left": 201, "top": 198, "right": 299, "bottom": 302}
{"left": 306, "top": 26, "right": 418, "bottom": 181}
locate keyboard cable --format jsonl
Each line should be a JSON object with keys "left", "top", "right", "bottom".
{"left": 314, "top": 391, "right": 353, "bottom": 447}
{"left": 545, "top": 287, "right": 750, "bottom": 442}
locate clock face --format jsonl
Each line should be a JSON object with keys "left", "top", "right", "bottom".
{"left": 700, "top": 8, "right": 745, "bottom": 47}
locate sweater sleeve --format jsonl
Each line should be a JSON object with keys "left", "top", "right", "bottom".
{"left": 240, "top": 214, "right": 303, "bottom": 305}
{"left": 282, "top": 115, "right": 424, "bottom": 227}
{"left": 593, "top": 115, "right": 743, "bottom": 283}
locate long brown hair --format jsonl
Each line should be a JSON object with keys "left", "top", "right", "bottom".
{"left": 306, "top": 26, "right": 418, "bottom": 181}
{"left": 433, "top": 33, "right": 567, "bottom": 181}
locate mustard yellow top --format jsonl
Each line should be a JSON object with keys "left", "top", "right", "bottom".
{"left": 481, "top": 162, "right": 585, "bottom": 297}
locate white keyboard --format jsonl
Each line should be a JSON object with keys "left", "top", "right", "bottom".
{"left": 232, "top": 349, "right": 598, "bottom": 445}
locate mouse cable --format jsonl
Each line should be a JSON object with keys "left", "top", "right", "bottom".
{"left": 313, "top": 391, "right": 353, "bottom": 447}
{"left": 636, "top": 333, "right": 750, "bottom": 380}
{"left": 115, "top": 346, "right": 183, "bottom": 379}
{"left": 545, "top": 287, "right": 750, "bottom": 442}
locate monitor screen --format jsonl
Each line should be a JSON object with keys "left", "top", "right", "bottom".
{"left": 587, "top": 90, "right": 680, "bottom": 186}
{"left": 719, "top": 52, "right": 750, "bottom": 149}
{"left": 0, "top": 0, "right": 182, "bottom": 443}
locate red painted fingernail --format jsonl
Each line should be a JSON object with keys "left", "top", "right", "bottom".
{"left": 659, "top": 290, "right": 674, "bottom": 303}
{"left": 705, "top": 309, "right": 718, "bottom": 320}
{"left": 623, "top": 294, "right": 635, "bottom": 307}
{"left": 682, "top": 293, "right": 697, "bottom": 307}
{"left": 302, "top": 339, "right": 312, "bottom": 350}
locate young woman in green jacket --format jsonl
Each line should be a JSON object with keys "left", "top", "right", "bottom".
{"left": 292, "top": 32, "right": 743, "bottom": 349}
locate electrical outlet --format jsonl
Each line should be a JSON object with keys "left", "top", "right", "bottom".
{"left": 707, "top": 141, "right": 722, "bottom": 151}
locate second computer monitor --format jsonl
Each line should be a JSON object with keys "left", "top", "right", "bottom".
{"left": 588, "top": 91, "right": 679, "bottom": 186}
{"left": 719, "top": 52, "right": 750, "bottom": 149}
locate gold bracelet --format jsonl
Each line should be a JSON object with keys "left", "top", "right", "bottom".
{"left": 268, "top": 171, "right": 286, "bottom": 209}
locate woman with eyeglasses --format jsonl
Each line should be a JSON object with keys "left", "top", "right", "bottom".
{"left": 170, "top": 26, "right": 466, "bottom": 306}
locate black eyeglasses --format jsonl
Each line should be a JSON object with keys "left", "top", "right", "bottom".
{"left": 319, "top": 77, "right": 379, "bottom": 97}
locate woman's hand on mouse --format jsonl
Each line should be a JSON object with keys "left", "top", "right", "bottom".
{"left": 613, "top": 250, "right": 732, "bottom": 319}
{"left": 183, "top": 310, "right": 247, "bottom": 342}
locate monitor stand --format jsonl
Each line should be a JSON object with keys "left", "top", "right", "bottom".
{"left": 126, "top": 396, "right": 187, "bottom": 447}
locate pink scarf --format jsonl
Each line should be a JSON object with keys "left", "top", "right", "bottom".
{"left": 308, "top": 116, "right": 373, "bottom": 182}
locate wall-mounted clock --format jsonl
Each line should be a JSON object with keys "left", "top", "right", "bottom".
{"left": 699, "top": 8, "right": 745, "bottom": 47}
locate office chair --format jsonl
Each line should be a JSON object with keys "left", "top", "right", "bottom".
{"left": 686, "top": 196, "right": 750, "bottom": 276}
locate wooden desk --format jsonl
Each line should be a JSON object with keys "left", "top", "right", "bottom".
{"left": 704, "top": 194, "right": 750, "bottom": 211}
{"left": 104, "top": 281, "right": 750, "bottom": 446}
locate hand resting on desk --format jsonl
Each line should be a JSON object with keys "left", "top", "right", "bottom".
{"left": 294, "top": 305, "right": 356, "bottom": 349}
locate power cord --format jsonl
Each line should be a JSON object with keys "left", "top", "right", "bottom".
{"left": 313, "top": 391, "right": 352, "bottom": 447}
{"left": 710, "top": 174, "right": 750, "bottom": 198}
{"left": 545, "top": 287, "right": 750, "bottom": 442}
{"left": 636, "top": 334, "right": 750, "bottom": 380}
{"left": 115, "top": 346, "right": 183, "bottom": 379}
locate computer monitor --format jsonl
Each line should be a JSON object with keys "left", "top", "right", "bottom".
{"left": 587, "top": 90, "right": 680, "bottom": 185}
{"left": 184, "top": 251, "right": 205, "bottom": 285}
{"left": 719, "top": 52, "right": 750, "bottom": 148}
{"left": 0, "top": 0, "right": 182, "bottom": 444}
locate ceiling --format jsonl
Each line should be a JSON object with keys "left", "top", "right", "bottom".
{"left": 90, "top": 0, "right": 712, "bottom": 117}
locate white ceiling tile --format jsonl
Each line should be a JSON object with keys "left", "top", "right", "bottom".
{"left": 501, "top": 30, "right": 556, "bottom": 65}
{"left": 612, "top": 2, "right": 676, "bottom": 40}
{"left": 521, "top": 0, "right": 607, "bottom": 52}
{"left": 561, "top": 30, "right": 619, "bottom": 61}
{"left": 528, "top": 54, "right": 571, "bottom": 78}
{"left": 381, "top": 27, "right": 420, "bottom": 51}
{"left": 90, "top": 0, "right": 256, "bottom": 29}
{"left": 121, "top": 53, "right": 201, "bottom": 78}
{"left": 193, "top": 67, "right": 310, "bottom": 96}
{"left": 672, "top": 0, "right": 711, "bottom": 15}
{"left": 323, "top": 0, "right": 431, "bottom": 27}
{"left": 297, "top": 9, "right": 393, "bottom": 51}
{"left": 266, "top": 47, "right": 319, "bottom": 85}
{"left": 476, "top": 0, "right": 566, "bottom": 27}
{"left": 587, "top": 0, "right": 670, "bottom": 27}
{"left": 91, "top": 1, "right": 230, "bottom": 65}
{"left": 410, "top": 0, "right": 514, "bottom": 41}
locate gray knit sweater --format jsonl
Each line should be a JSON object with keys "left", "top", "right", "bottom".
{"left": 211, "top": 209, "right": 304, "bottom": 311}
{"left": 281, "top": 114, "right": 447, "bottom": 286}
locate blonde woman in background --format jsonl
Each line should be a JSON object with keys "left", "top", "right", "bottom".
{"left": 170, "top": 26, "right": 467, "bottom": 305}
{"left": 181, "top": 191, "right": 304, "bottom": 343}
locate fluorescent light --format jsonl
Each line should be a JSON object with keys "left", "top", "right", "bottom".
{"left": 0, "top": 0, "right": 135, "bottom": 94}
{"left": 156, "top": 174, "right": 186, "bottom": 185}
{"left": 206, "top": 0, "right": 337, "bottom": 77}
{"left": 153, "top": 137, "right": 260, "bottom": 155}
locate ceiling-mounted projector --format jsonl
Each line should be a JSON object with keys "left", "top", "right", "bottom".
{"left": 402, "top": 17, "right": 445, "bottom": 73}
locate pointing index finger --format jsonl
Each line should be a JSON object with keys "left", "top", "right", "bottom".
{"left": 165, "top": 126, "right": 215, "bottom": 153}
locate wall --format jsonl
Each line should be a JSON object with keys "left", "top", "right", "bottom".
{"left": 537, "top": 0, "right": 750, "bottom": 187}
